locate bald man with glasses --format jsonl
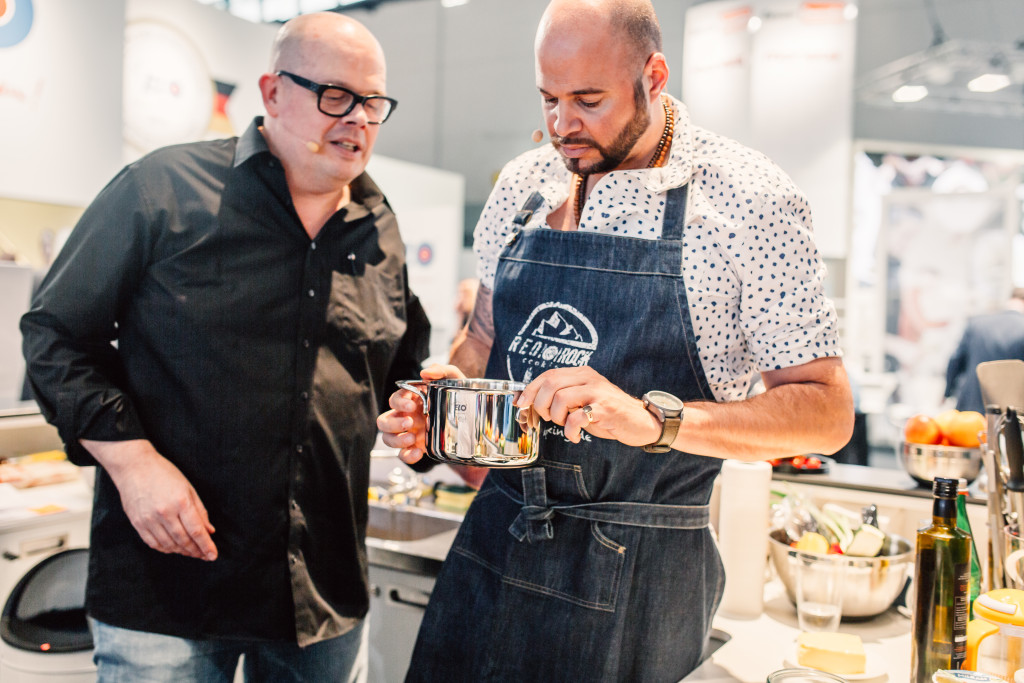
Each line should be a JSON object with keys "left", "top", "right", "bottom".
{"left": 21, "top": 13, "right": 429, "bottom": 682}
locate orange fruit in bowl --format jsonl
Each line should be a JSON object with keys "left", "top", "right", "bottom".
{"left": 946, "top": 410, "right": 986, "bottom": 448}
{"left": 934, "top": 409, "right": 959, "bottom": 439}
{"left": 904, "top": 414, "right": 943, "bottom": 445}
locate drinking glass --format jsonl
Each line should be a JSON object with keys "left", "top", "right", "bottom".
{"left": 793, "top": 551, "right": 845, "bottom": 632}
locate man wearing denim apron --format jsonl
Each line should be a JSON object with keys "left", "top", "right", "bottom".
{"left": 378, "top": 0, "right": 854, "bottom": 679}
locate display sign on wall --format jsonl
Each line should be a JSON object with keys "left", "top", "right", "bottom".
{"left": 124, "top": 0, "right": 274, "bottom": 161}
{"left": 0, "top": 0, "right": 35, "bottom": 47}
{"left": 123, "top": 20, "right": 215, "bottom": 156}
{"left": 0, "top": 0, "right": 125, "bottom": 206}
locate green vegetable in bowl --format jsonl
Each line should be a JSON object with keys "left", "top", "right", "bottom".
{"left": 845, "top": 524, "right": 886, "bottom": 557}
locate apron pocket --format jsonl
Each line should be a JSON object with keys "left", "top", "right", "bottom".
{"left": 452, "top": 485, "right": 630, "bottom": 613}
{"left": 503, "top": 516, "right": 628, "bottom": 612}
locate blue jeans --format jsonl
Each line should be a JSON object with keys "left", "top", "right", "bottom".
{"left": 90, "top": 618, "right": 367, "bottom": 683}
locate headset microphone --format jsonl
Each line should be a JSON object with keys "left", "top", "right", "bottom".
{"left": 531, "top": 129, "right": 544, "bottom": 143}
{"left": 305, "top": 140, "right": 322, "bottom": 153}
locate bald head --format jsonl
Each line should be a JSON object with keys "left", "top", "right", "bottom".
{"left": 537, "top": 0, "right": 661, "bottom": 66}
{"left": 270, "top": 12, "right": 386, "bottom": 78}
{"left": 258, "top": 12, "right": 390, "bottom": 194}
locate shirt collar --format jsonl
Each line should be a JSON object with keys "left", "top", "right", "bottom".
{"left": 233, "top": 117, "right": 271, "bottom": 167}
{"left": 638, "top": 95, "right": 693, "bottom": 194}
{"left": 232, "top": 116, "right": 385, "bottom": 219}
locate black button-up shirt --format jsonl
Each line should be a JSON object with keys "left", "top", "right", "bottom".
{"left": 20, "top": 119, "right": 430, "bottom": 646}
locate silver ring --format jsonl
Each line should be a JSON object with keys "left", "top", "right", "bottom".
{"left": 581, "top": 405, "right": 594, "bottom": 423}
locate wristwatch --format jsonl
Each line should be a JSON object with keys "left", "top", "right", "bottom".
{"left": 641, "top": 391, "right": 684, "bottom": 453}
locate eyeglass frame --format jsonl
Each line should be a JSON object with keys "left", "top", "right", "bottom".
{"left": 276, "top": 70, "right": 398, "bottom": 124}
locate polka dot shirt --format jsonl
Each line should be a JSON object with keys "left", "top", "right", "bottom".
{"left": 473, "top": 96, "right": 841, "bottom": 403}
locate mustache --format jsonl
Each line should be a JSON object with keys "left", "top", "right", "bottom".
{"left": 551, "top": 135, "right": 597, "bottom": 148}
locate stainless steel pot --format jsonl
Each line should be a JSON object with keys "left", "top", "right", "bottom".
{"left": 396, "top": 379, "right": 540, "bottom": 468}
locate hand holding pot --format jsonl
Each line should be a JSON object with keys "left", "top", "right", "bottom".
{"left": 377, "top": 364, "right": 465, "bottom": 465}
{"left": 516, "top": 366, "right": 662, "bottom": 447}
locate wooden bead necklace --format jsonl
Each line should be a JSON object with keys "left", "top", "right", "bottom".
{"left": 573, "top": 95, "right": 674, "bottom": 227}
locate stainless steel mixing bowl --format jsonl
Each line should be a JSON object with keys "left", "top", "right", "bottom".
{"left": 768, "top": 527, "right": 913, "bottom": 618}
{"left": 899, "top": 442, "right": 983, "bottom": 486}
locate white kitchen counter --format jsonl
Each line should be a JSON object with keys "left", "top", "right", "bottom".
{"left": 684, "top": 579, "right": 910, "bottom": 682}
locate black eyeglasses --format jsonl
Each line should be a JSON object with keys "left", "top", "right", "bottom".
{"left": 277, "top": 71, "right": 397, "bottom": 124}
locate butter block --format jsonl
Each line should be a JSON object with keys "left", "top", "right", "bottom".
{"left": 796, "top": 631, "right": 866, "bottom": 675}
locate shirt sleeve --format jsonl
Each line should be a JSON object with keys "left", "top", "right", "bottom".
{"left": 20, "top": 164, "right": 156, "bottom": 465}
{"left": 733, "top": 174, "right": 842, "bottom": 371}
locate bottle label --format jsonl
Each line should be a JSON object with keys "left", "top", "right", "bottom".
{"left": 953, "top": 561, "right": 969, "bottom": 666}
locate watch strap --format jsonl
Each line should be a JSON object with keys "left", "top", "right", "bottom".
{"left": 642, "top": 414, "right": 681, "bottom": 453}
{"left": 641, "top": 392, "right": 683, "bottom": 453}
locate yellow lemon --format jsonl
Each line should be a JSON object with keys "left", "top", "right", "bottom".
{"left": 794, "top": 531, "right": 830, "bottom": 554}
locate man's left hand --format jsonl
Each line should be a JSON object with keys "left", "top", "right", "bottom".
{"left": 515, "top": 366, "right": 660, "bottom": 446}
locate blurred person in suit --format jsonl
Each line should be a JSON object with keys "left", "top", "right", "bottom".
{"left": 945, "top": 288, "right": 1024, "bottom": 413}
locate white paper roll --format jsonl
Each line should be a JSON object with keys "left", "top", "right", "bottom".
{"left": 716, "top": 459, "right": 773, "bottom": 619}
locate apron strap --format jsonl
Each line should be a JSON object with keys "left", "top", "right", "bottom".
{"left": 504, "top": 191, "right": 546, "bottom": 247}
{"left": 660, "top": 184, "right": 688, "bottom": 241}
{"left": 507, "top": 468, "right": 555, "bottom": 543}
{"left": 499, "top": 468, "right": 709, "bottom": 544}
{"left": 514, "top": 191, "right": 546, "bottom": 226}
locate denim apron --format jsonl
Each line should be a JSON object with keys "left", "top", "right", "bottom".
{"left": 406, "top": 185, "right": 726, "bottom": 682}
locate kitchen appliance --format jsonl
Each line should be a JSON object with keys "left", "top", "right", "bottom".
{"left": 396, "top": 379, "right": 539, "bottom": 467}
{"left": 976, "top": 360, "right": 1024, "bottom": 590}
{"left": 768, "top": 528, "right": 913, "bottom": 618}
{"left": 0, "top": 548, "right": 95, "bottom": 682}
{"left": 965, "top": 588, "right": 1024, "bottom": 679}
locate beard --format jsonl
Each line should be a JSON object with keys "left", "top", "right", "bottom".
{"left": 552, "top": 80, "right": 652, "bottom": 175}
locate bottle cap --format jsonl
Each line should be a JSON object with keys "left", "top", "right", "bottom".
{"left": 933, "top": 477, "right": 958, "bottom": 499}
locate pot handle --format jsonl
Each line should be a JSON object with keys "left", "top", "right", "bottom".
{"left": 396, "top": 380, "right": 429, "bottom": 415}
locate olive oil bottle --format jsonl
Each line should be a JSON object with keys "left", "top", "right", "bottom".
{"left": 954, "top": 478, "right": 981, "bottom": 617}
{"left": 911, "top": 477, "right": 971, "bottom": 682}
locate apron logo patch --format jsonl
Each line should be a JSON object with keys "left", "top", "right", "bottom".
{"left": 506, "top": 302, "right": 598, "bottom": 382}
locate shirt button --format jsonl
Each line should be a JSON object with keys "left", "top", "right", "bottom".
{"left": 302, "top": 339, "right": 310, "bottom": 348}
{"left": 300, "top": 391, "right": 309, "bottom": 401}
{"left": 310, "top": 242, "right": 317, "bottom": 251}
{"left": 307, "top": 289, "right": 315, "bottom": 298}
{"left": 295, "top": 444, "right": 303, "bottom": 453}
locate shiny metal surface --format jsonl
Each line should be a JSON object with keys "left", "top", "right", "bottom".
{"left": 397, "top": 379, "right": 540, "bottom": 467}
{"left": 366, "top": 503, "right": 462, "bottom": 542}
{"left": 768, "top": 527, "right": 913, "bottom": 618}
{"left": 900, "top": 442, "right": 984, "bottom": 486}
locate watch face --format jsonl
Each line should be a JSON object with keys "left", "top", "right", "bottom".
{"left": 647, "top": 390, "right": 684, "bottom": 412}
